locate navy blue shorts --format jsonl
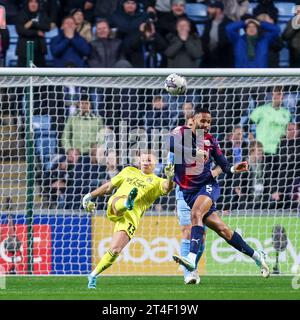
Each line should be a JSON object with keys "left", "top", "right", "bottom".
{"left": 182, "top": 182, "right": 220, "bottom": 221}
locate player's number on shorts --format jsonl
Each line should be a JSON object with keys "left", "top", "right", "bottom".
{"left": 127, "top": 223, "right": 136, "bottom": 236}
{"left": 206, "top": 185, "right": 212, "bottom": 194}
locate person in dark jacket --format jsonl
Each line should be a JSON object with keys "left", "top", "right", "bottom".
{"left": 255, "top": 13, "right": 283, "bottom": 68}
{"left": 88, "top": 19, "right": 131, "bottom": 68}
{"left": 282, "top": 2, "right": 300, "bottom": 68}
{"left": 0, "top": 28, "right": 10, "bottom": 67}
{"left": 226, "top": 18, "right": 280, "bottom": 68}
{"left": 15, "top": 0, "right": 50, "bottom": 67}
{"left": 0, "top": 0, "right": 22, "bottom": 24}
{"left": 156, "top": 0, "right": 197, "bottom": 41}
{"left": 165, "top": 16, "right": 203, "bottom": 68}
{"left": 201, "top": 0, "right": 234, "bottom": 68}
{"left": 123, "top": 18, "right": 167, "bottom": 67}
{"left": 50, "top": 15, "right": 91, "bottom": 67}
{"left": 60, "top": 0, "right": 95, "bottom": 23}
{"left": 109, "top": 0, "right": 148, "bottom": 43}
{"left": 253, "top": 0, "right": 278, "bottom": 24}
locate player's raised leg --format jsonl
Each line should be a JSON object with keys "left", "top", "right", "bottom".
{"left": 205, "top": 212, "right": 270, "bottom": 278}
{"left": 88, "top": 230, "right": 130, "bottom": 289}
{"left": 111, "top": 187, "right": 138, "bottom": 215}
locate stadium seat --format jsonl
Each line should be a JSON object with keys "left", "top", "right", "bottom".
{"left": 45, "top": 28, "right": 59, "bottom": 67}
{"left": 185, "top": 3, "right": 208, "bottom": 23}
{"left": 7, "top": 24, "right": 18, "bottom": 39}
{"left": 276, "top": 2, "right": 295, "bottom": 22}
{"left": 6, "top": 25, "right": 18, "bottom": 67}
{"left": 279, "top": 47, "right": 290, "bottom": 67}
{"left": 247, "top": 2, "right": 257, "bottom": 15}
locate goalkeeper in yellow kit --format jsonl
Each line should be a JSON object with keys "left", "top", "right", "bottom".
{"left": 82, "top": 150, "right": 175, "bottom": 289}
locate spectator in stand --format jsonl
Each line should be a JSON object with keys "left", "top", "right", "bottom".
{"left": 49, "top": 148, "right": 81, "bottom": 209}
{"left": 282, "top": 2, "right": 300, "bottom": 68}
{"left": 176, "top": 102, "right": 194, "bottom": 126}
{"left": 201, "top": 0, "right": 234, "bottom": 68}
{"left": 223, "top": 125, "right": 249, "bottom": 164}
{"left": 123, "top": 18, "right": 167, "bottom": 67}
{"left": 0, "top": 27, "right": 9, "bottom": 67}
{"left": 50, "top": 15, "right": 91, "bottom": 67}
{"left": 145, "top": 95, "right": 175, "bottom": 133}
{"left": 94, "top": 0, "right": 120, "bottom": 21}
{"left": 253, "top": 0, "right": 278, "bottom": 24}
{"left": 71, "top": 8, "right": 92, "bottom": 43}
{"left": 156, "top": 0, "right": 197, "bottom": 41}
{"left": 0, "top": 0, "right": 22, "bottom": 24}
{"left": 221, "top": 0, "right": 249, "bottom": 21}
{"left": 61, "top": 0, "right": 95, "bottom": 23}
{"left": 238, "top": 141, "right": 272, "bottom": 210}
{"left": 271, "top": 122, "right": 300, "bottom": 209}
{"left": 220, "top": 125, "right": 249, "bottom": 212}
{"left": 226, "top": 18, "right": 280, "bottom": 68}
{"left": 88, "top": 19, "right": 132, "bottom": 68}
{"left": 109, "top": 0, "right": 148, "bottom": 45}
{"left": 61, "top": 92, "right": 105, "bottom": 156}
{"left": 16, "top": 0, "right": 50, "bottom": 67}
{"left": 165, "top": 17, "right": 203, "bottom": 68}
{"left": 250, "top": 86, "right": 291, "bottom": 156}
{"left": 38, "top": 0, "right": 59, "bottom": 29}
{"left": 255, "top": 13, "right": 284, "bottom": 68}
{"left": 94, "top": 0, "right": 155, "bottom": 21}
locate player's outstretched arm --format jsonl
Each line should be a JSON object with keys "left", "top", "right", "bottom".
{"left": 163, "top": 163, "right": 175, "bottom": 193}
{"left": 82, "top": 181, "right": 115, "bottom": 213}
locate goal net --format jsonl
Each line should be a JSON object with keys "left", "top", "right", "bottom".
{"left": 0, "top": 69, "right": 299, "bottom": 276}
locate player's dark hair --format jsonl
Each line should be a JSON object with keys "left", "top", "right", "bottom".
{"left": 194, "top": 107, "right": 210, "bottom": 115}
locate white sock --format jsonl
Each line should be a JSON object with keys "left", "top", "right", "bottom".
{"left": 252, "top": 251, "right": 260, "bottom": 263}
{"left": 90, "top": 270, "right": 98, "bottom": 277}
{"left": 187, "top": 252, "right": 197, "bottom": 265}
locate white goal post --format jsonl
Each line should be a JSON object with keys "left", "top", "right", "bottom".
{"left": 0, "top": 68, "right": 299, "bottom": 276}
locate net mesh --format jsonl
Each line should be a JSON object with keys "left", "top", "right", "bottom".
{"left": 0, "top": 74, "right": 299, "bottom": 275}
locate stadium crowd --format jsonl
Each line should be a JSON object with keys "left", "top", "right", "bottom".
{"left": 1, "top": 0, "right": 300, "bottom": 68}
{"left": 0, "top": 0, "right": 299, "bottom": 213}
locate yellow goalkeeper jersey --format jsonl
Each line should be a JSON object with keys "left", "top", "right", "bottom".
{"left": 110, "top": 166, "right": 167, "bottom": 215}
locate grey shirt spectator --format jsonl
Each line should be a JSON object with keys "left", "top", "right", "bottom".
{"left": 88, "top": 19, "right": 131, "bottom": 68}
{"left": 165, "top": 17, "right": 203, "bottom": 68}
{"left": 201, "top": 0, "right": 234, "bottom": 68}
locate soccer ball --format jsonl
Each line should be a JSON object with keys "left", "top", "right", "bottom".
{"left": 164, "top": 73, "right": 187, "bottom": 95}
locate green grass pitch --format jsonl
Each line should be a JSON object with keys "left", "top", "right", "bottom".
{"left": 0, "top": 276, "right": 299, "bottom": 300}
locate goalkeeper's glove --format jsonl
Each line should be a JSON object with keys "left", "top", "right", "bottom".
{"left": 196, "top": 148, "right": 208, "bottom": 161}
{"left": 82, "top": 193, "right": 96, "bottom": 213}
{"left": 231, "top": 161, "right": 249, "bottom": 173}
{"left": 164, "top": 163, "right": 175, "bottom": 180}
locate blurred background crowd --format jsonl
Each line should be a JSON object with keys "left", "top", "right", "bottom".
{"left": 0, "top": 0, "right": 299, "bottom": 215}
{"left": 1, "top": 0, "right": 300, "bottom": 68}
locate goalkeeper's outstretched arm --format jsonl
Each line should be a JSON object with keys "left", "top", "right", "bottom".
{"left": 82, "top": 181, "right": 115, "bottom": 213}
